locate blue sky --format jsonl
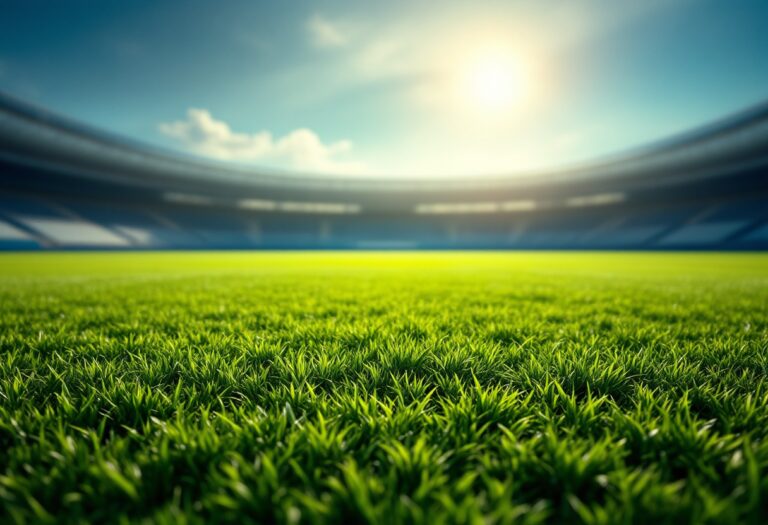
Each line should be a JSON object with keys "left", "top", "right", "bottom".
{"left": 1, "top": 0, "right": 767, "bottom": 178}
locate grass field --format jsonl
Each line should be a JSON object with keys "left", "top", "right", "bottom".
{"left": 1, "top": 252, "right": 767, "bottom": 524}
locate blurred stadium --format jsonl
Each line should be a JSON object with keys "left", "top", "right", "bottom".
{"left": 1, "top": 91, "right": 767, "bottom": 251}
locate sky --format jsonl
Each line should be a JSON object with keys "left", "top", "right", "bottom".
{"left": 1, "top": 0, "right": 767, "bottom": 178}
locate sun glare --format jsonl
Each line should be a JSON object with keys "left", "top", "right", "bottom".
{"left": 461, "top": 53, "right": 524, "bottom": 113}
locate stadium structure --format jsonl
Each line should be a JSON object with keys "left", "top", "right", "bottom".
{"left": 0, "top": 91, "right": 767, "bottom": 250}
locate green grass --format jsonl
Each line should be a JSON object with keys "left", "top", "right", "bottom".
{"left": 1, "top": 252, "right": 767, "bottom": 524}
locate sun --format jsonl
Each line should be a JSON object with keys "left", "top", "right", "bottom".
{"left": 459, "top": 52, "right": 525, "bottom": 114}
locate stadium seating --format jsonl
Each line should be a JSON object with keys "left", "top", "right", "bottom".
{"left": 0, "top": 92, "right": 766, "bottom": 250}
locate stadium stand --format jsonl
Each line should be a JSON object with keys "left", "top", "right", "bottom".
{"left": 0, "top": 91, "right": 767, "bottom": 250}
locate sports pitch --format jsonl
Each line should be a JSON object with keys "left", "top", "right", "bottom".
{"left": 1, "top": 252, "right": 767, "bottom": 524}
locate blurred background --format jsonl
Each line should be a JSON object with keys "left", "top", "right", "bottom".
{"left": 0, "top": 0, "right": 767, "bottom": 250}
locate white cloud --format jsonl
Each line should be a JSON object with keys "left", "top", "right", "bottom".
{"left": 307, "top": 14, "right": 349, "bottom": 48}
{"left": 159, "top": 109, "right": 364, "bottom": 175}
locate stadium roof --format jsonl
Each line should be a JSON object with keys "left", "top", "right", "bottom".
{"left": 1, "top": 91, "right": 768, "bottom": 207}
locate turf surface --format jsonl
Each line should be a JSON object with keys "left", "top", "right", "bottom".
{"left": 1, "top": 252, "right": 767, "bottom": 524}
